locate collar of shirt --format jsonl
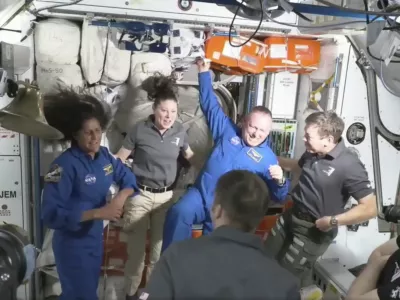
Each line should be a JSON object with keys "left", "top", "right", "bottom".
{"left": 325, "top": 138, "right": 346, "bottom": 159}
{"left": 70, "top": 145, "right": 101, "bottom": 160}
{"left": 211, "top": 225, "right": 265, "bottom": 251}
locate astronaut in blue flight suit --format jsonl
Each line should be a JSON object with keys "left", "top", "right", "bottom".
{"left": 162, "top": 59, "right": 290, "bottom": 251}
{"left": 41, "top": 90, "right": 138, "bottom": 300}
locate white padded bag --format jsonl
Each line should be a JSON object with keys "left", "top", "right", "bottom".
{"left": 34, "top": 18, "right": 81, "bottom": 65}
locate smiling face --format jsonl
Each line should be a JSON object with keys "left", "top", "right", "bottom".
{"left": 303, "top": 123, "right": 333, "bottom": 154}
{"left": 74, "top": 118, "right": 102, "bottom": 155}
{"left": 153, "top": 99, "right": 178, "bottom": 130}
{"left": 241, "top": 111, "right": 272, "bottom": 147}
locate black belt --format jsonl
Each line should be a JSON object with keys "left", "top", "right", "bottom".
{"left": 292, "top": 209, "right": 317, "bottom": 223}
{"left": 138, "top": 183, "right": 173, "bottom": 194}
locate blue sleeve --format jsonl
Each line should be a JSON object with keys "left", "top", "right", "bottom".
{"left": 41, "top": 157, "right": 83, "bottom": 232}
{"left": 105, "top": 148, "right": 139, "bottom": 193}
{"left": 198, "top": 71, "right": 230, "bottom": 141}
{"left": 262, "top": 155, "right": 290, "bottom": 203}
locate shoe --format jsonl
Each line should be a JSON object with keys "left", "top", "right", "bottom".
{"left": 300, "top": 284, "right": 323, "bottom": 300}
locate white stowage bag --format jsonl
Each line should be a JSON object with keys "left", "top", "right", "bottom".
{"left": 80, "top": 19, "right": 131, "bottom": 86}
{"left": 36, "top": 63, "right": 84, "bottom": 95}
{"left": 129, "top": 52, "right": 173, "bottom": 88}
{"left": 34, "top": 18, "right": 81, "bottom": 65}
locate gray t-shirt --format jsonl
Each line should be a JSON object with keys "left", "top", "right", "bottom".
{"left": 122, "top": 116, "right": 189, "bottom": 188}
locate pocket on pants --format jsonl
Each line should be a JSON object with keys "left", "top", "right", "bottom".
{"left": 122, "top": 193, "right": 152, "bottom": 233}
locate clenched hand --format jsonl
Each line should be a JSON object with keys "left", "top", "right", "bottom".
{"left": 269, "top": 165, "right": 284, "bottom": 182}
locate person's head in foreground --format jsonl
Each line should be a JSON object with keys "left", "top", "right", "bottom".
{"left": 43, "top": 88, "right": 111, "bottom": 157}
{"left": 303, "top": 111, "right": 344, "bottom": 155}
{"left": 211, "top": 169, "right": 270, "bottom": 232}
{"left": 241, "top": 106, "right": 273, "bottom": 147}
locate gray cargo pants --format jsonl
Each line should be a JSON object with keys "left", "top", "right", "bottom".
{"left": 263, "top": 208, "right": 337, "bottom": 286}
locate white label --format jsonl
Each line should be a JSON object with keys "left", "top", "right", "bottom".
{"left": 222, "top": 41, "right": 242, "bottom": 59}
{"left": 212, "top": 51, "right": 221, "bottom": 60}
{"left": 295, "top": 45, "right": 309, "bottom": 50}
{"left": 270, "top": 44, "right": 287, "bottom": 59}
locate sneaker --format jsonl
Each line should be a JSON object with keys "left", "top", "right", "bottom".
{"left": 300, "top": 284, "right": 323, "bottom": 300}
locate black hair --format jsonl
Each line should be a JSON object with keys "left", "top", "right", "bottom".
{"left": 142, "top": 73, "right": 178, "bottom": 107}
{"left": 214, "top": 170, "right": 270, "bottom": 232}
{"left": 43, "top": 88, "right": 111, "bottom": 142}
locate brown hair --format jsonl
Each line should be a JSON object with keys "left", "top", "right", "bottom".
{"left": 305, "top": 111, "right": 345, "bottom": 143}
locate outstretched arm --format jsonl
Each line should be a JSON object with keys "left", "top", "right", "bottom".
{"left": 197, "top": 59, "right": 230, "bottom": 142}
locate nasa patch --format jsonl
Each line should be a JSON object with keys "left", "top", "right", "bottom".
{"left": 247, "top": 148, "right": 263, "bottom": 163}
{"left": 44, "top": 164, "right": 63, "bottom": 183}
{"left": 85, "top": 174, "right": 97, "bottom": 185}
{"left": 230, "top": 136, "right": 240, "bottom": 145}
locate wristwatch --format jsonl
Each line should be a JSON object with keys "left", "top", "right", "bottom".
{"left": 330, "top": 216, "right": 338, "bottom": 227}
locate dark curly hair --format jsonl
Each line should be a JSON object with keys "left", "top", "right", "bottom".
{"left": 142, "top": 73, "right": 178, "bottom": 107}
{"left": 43, "top": 88, "right": 111, "bottom": 142}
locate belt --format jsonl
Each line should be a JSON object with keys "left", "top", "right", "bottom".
{"left": 138, "top": 183, "right": 173, "bottom": 194}
{"left": 292, "top": 209, "right": 317, "bottom": 223}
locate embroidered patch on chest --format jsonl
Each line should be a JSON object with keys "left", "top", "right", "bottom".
{"left": 103, "top": 164, "right": 113, "bottom": 176}
{"left": 230, "top": 136, "right": 240, "bottom": 145}
{"left": 171, "top": 137, "right": 180, "bottom": 146}
{"left": 85, "top": 174, "right": 97, "bottom": 185}
{"left": 322, "top": 166, "right": 335, "bottom": 176}
{"left": 247, "top": 148, "right": 263, "bottom": 163}
{"left": 44, "top": 164, "right": 63, "bottom": 183}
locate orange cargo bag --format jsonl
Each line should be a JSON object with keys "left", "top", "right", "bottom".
{"left": 263, "top": 36, "right": 321, "bottom": 73}
{"left": 205, "top": 35, "right": 268, "bottom": 75}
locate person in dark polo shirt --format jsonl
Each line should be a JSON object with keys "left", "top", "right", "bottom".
{"left": 139, "top": 170, "right": 301, "bottom": 300}
{"left": 114, "top": 74, "right": 194, "bottom": 300}
{"left": 264, "top": 111, "right": 377, "bottom": 286}
{"left": 347, "top": 236, "right": 400, "bottom": 300}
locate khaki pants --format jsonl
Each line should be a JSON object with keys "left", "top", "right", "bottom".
{"left": 122, "top": 189, "right": 173, "bottom": 296}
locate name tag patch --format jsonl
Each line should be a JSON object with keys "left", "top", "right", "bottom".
{"left": 103, "top": 164, "right": 113, "bottom": 176}
{"left": 85, "top": 174, "right": 97, "bottom": 185}
{"left": 247, "top": 148, "right": 263, "bottom": 163}
{"left": 230, "top": 136, "right": 240, "bottom": 145}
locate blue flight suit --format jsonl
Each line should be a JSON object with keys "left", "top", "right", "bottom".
{"left": 162, "top": 71, "right": 290, "bottom": 252}
{"left": 41, "top": 146, "right": 138, "bottom": 300}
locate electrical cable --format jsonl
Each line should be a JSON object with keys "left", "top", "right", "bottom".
{"left": 363, "top": 0, "right": 400, "bottom": 63}
{"left": 315, "top": 0, "right": 400, "bottom": 17}
{"left": 228, "top": 0, "right": 263, "bottom": 47}
{"left": 379, "top": 60, "right": 400, "bottom": 96}
{"left": 263, "top": 12, "right": 366, "bottom": 29}
{"left": 227, "top": 0, "right": 366, "bottom": 46}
